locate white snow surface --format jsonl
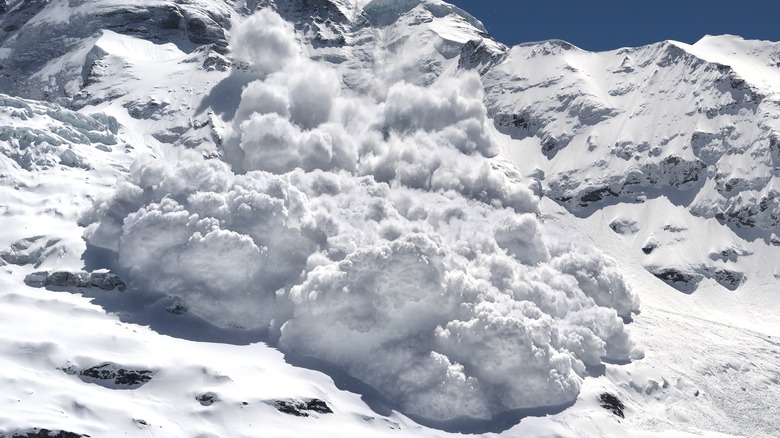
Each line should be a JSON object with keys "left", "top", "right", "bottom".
{"left": 0, "top": 0, "right": 778, "bottom": 437}
{"left": 95, "top": 30, "right": 186, "bottom": 62}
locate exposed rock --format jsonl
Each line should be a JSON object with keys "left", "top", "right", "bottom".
{"left": 708, "top": 247, "right": 751, "bottom": 263}
{"left": 267, "top": 398, "right": 333, "bottom": 417}
{"left": 711, "top": 269, "right": 745, "bottom": 291}
{"left": 458, "top": 38, "right": 507, "bottom": 74}
{"left": 165, "top": 297, "right": 189, "bottom": 315}
{"left": 648, "top": 267, "right": 703, "bottom": 293}
{"left": 609, "top": 219, "right": 639, "bottom": 235}
{"left": 88, "top": 272, "right": 127, "bottom": 291}
{"left": 5, "top": 429, "right": 86, "bottom": 438}
{"left": 0, "top": 236, "right": 59, "bottom": 267}
{"left": 61, "top": 362, "right": 154, "bottom": 389}
{"left": 200, "top": 47, "right": 231, "bottom": 72}
{"left": 546, "top": 154, "right": 707, "bottom": 210}
{"left": 641, "top": 240, "right": 658, "bottom": 255}
{"left": 598, "top": 392, "right": 625, "bottom": 418}
{"left": 578, "top": 187, "right": 619, "bottom": 206}
{"left": 662, "top": 224, "right": 687, "bottom": 233}
{"left": 124, "top": 99, "right": 170, "bottom": 120}
{"left": 647, "top": 265, "right": 745, "bottom": 293}
{"left": 657, "top": 155, "right": 706, "bottom": 187}
{"left": 196, "top": 392, "right": 218, "bottom": 406}
{"left": 24, "top": 270, "right": 126, "bottom": 291}
{"left": 263, "top": 0, "right": 356, "bottom": 48}
{"left": 0, "top": 0, "right": 48, "bottom": 38}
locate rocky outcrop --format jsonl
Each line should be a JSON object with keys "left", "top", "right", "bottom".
{"left": 708, "top": 246, "right": 752, "bottom": 263}
{"left": 3, "top": 429, "right": 87, "bottom": 438}
{"left": 458, "top": 38, "right": 507, "bottom": 74}
{"left": 196, "top": 392, "right": 218, "bottom": 406}
{"left": 598, "top": 393, "right": 625, "bottom": 418}
{"left": 647, "top": 265, "right": 746, "bottom": 293}
{"left": 24, "top": 271, "right": 126, "bottom": 291}
{"left": 61, "top": 362, "right": 154, "bottom": 389}
{"left": 0, "top": 236, "right": 60, "bottom": 267}
{"left": 267, "top": 398, "right": 334, "bottom": 417}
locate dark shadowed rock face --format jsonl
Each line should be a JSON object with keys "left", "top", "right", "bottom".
{"left": 61, "top": 362, "right": 154, "bottom": 389}
{"left": 24, "top": 270, "right": 126, "bottom": 291}
{"left": 4, "top": 429, "right": 86, "bottom": 438}
{"left": 641, "top": 241, "right": 658, "bottom": 255}
{"left": 712, "top": 269, "right": 745, "bottom": 291}
{"left": 647, "top": 265, "right": 746, "bottom": 293}
{"left": 458, "top": 38, "right": 507, "bottom": 74}
{"left": 650, "top": 268, "right": 703, "bottom": 293}
{"left": 196, "top": 392, "right": 218, "bottom": 406}
{"left": 599, "top": 393, "right": 625, "bottom": 418}
{"left": 268, "top": 398, "right": 334, "bottom": 417}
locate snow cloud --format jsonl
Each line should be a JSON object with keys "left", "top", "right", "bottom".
{"left": 230, "top": 8, "right": 299, "bottom": 75}
{"left": 83, "top": 8, "right": 640, "bottom": 423}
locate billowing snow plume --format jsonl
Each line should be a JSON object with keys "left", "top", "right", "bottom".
{"left": 83, "top": 9, "right": 639, "bottom": 422}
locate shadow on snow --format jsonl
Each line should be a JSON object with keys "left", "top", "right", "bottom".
{"left": 76, "top": 242, "right": 586, "bottom": 434}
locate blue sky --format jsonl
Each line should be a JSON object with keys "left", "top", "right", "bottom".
{"left": 447, "top": 0, "right": 780, "bottom": 51}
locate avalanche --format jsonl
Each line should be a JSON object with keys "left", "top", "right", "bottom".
{"left": 0, "top": 0, "right": 779, "bottom": 437}
{"left": 82, "top": 9, "right": 640, "bottom": 421}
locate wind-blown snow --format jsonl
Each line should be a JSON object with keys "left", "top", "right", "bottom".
{"left": 82, "top": 9, "right": 640, "bottom": 422}
{"left": 231, "top": 9, "right": 300, "bottom": 75}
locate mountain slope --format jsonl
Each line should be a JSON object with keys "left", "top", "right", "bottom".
{"left": 0, "top": 0, "right": 778, "bottom": 437}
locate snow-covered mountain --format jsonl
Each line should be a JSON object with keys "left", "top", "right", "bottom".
{"left": 1, "top": 0, "right": 778, "bottom": 437}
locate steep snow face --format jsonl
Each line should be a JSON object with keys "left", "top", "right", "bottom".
{"left": 484, "top": 36, "right": 780, "bottom": 233}
{"left": 0, "top": 0, "right": 234, "bottom": 100}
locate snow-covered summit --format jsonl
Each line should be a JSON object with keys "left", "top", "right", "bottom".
{"left": 485, "top": 34, "right": 780, "bottom": 230}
